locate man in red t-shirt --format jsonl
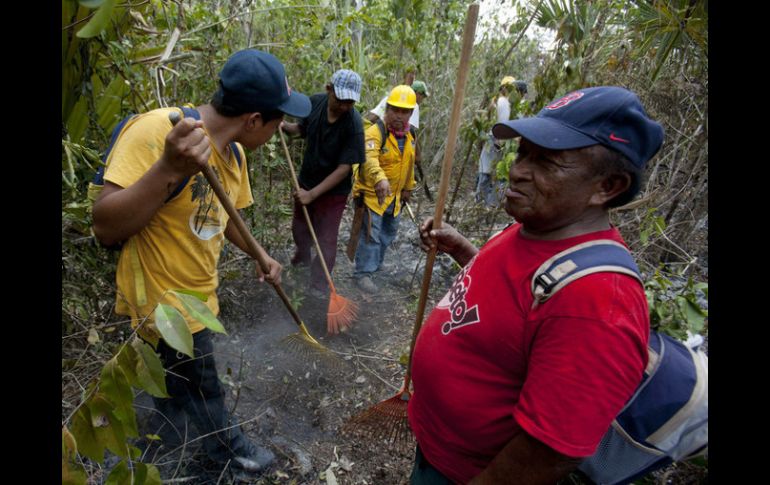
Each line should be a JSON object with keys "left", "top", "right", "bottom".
{"left": 408, "top": 86, "right": 664, "bottom": 484}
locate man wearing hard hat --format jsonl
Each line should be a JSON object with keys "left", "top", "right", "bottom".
{"left": 350, "top": 85, "right": 418, "bottom": 293}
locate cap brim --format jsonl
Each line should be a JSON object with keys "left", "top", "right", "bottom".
{"left": 492, "top": 118, "right": 598, "bottom": 150}
{"left": 333, "top": 85, "right": 360, "bottom": 102}
{"left": 277, "top": 91, "right": 311, "bottom": 118}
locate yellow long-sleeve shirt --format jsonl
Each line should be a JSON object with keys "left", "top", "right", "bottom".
{"left": 352, "top": 122, "right": 416, "bottom": 216}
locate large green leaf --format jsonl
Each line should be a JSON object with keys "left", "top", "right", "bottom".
{"left": 115, "top": 343, "right": 140, "bottom": 388}
{"left": 154, "top": 303, "right": 194, "bottom": 357}
{"left": 173, "top": 291, "right": 227, "bottom": 334}
{"left": 131, "top": 339, "right": 168, "bottom": 398}
{"left": 89, "top": 394, "right": 129, "bottom": 457}
{"left": 100, "top": 359, "right": 138, "bottom": 437}
{"left": 104, "top": 460, "right": 130, "bottom": 485}
{"left": 66, "top": 96, "right": 89, "bottom": 143}
{"left": 70, "top": 406, "right": 105, "bottom": 462}
{"left": 96, "top": 76, "right": 129, "bottom": 132}
{"left": 104, "top": 460, "right": 161, "bottom": 485}
{"left": 679, "top": 297, "right": 706, "bottom": 334}
{"left": 76, "top": 0, "right": 118, "bottom": 38}
{"left": 79, "top": 0, "right": 106, "bottom": 8}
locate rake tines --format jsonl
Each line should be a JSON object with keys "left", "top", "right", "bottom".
{"left": 327, "top": 287, "right": 358, "bottom": 334}
{"left": 343, "top": 390, "right": 414, "bottom": 452}
{"left": 280, "top": 322, "right": 345, "bottom": 370}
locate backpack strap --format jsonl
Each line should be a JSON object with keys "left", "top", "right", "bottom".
{"left": 530, "top": 239, "right": 641, "bottom": 309}
{"left": 376, "top": 118, "right": 388, "bottom": 151}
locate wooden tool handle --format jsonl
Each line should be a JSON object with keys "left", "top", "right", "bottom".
{"left": 278, "top": 128, "right": 336, "bottom": 288}
{"left": 168, "top": 111, "right": 305, "bottom": 327}
{"left": 406, "top": 3, "right": 479, "bottom": 378}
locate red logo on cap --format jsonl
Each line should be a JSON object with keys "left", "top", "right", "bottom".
{"left": 546, "top": 91, "right": 584, "bottom": 110}
{"left": 285, "top": 77, "right": 291, "bottom": 95}
{"left": 609, "top": 133, "right": 630, "bottom": 144}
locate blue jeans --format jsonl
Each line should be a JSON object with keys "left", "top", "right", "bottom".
{"left": 475, "top": 172, "right": 497, "bottom": 207}
{"left": 354, "top": 200, "right": 400, "bottom": 278}
{"left": 410, "top": 446, "right": 452, "bottom": 484}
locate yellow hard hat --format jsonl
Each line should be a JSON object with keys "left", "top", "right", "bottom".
{"left": 500, "top": 76, "right": 516, "bottom": 87}
{"left": 386, "top": 85, "right": 417, "bottom": 109}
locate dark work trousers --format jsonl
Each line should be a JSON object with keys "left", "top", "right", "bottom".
{"left": 291, "top": 192, "right": 348, "bottom": 290}
{"left": 151, "top": 329, "right": 252, "bottom": 464}
{"left": 410, "top": 446, "right": 454, "bottom": 484}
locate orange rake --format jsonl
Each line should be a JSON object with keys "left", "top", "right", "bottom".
{"left": 278, "top": 127, "right": 358, "bottom": 335}
{"left": 342, "top": 3, "right": 479, "bottom": 448}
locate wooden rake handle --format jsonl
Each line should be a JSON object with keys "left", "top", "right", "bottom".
{"left": 168, "top": 111, "right": 305, "bottom": 329}
{"left": 277, "top": 128, "right": 336, "bottom": 290}
{"left": 406, "top": 3, "right": 479, "bottom": 380}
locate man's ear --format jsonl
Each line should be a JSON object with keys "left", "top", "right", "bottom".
{"left": 590, "top": 172, "right": 632, "bottom": 206}
{"left": 244, "top": 112, "right": 264, "bottom": 130}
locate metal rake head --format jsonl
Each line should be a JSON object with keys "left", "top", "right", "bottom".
{"left": 341, "top": 393, "right": 414, "bottom": 452}
{"left": 279, "top": 323, "right": 346, "bottom": 370}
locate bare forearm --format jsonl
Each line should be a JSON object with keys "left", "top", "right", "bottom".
{"left": 468, "top": 431, "right": 579, "bottom": 485}
{"left": 450, "top": 239, "right": 479, "bottom": 267}
{"left": 281, "top": 122, "right": 302, "bottom": 136}
{"left": 92, "top": 163, "right": 186, "bottom": 246}
{"left": 305, "top": 164, "right": 351, "bottom": 200}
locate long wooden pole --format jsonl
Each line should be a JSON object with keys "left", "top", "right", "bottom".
{"left": 406, "top": 3, "right": 479, "bottom": 375}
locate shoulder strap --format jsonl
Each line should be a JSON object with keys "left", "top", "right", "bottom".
{"left": 92, "top": 114, "right": 137, "bottom": 186}
{"left": 530, "top": 240, "right": 642, "bottom": 308}
{"left": 230, "top": 142, "right": 243, "bottom": 167}
{"left": 376, "top": 118, "right": 387, "bottom": 150}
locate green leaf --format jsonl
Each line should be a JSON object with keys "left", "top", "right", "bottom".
{"left": 100, "top": 359, "right": 138, "bottom": 437}
{"left": 154, "top": 303, "right": 194, "bottom": 357}
{"left": 115, "top": 343, "right": 140, "bottom": 388}
{"left": 62, "top": 459, "right": 88, "bottom": 485}
{"left": 173, "top": 291, "right": 227, "bottom": 334}
{"left": 70, "top": 406, "right": 105, "bottom": 462}
{"left": 89, "top": 394, "right": 129, "bottom": 458}
{"left": 131, "top": 339, "right": 168, "bottom": 398}
{"left": 640, "top": 227, "right": 649, "bottom": 245}
{"left": 105, "top": 460, "right": 130, "bottom": 485}
{"left": 96, "top": 76, "right": 129, "bottom": 132}
{"left": 62, "top": 426, "right": 78, "bottom": 459}
{"left": 145, "top": 465, "right": 162, "bottom": 485}
{"left": 171, "top": 288, "right": 209, "bottom": 302}
{"left": 78, "top": 0, "right": 106, "bottom": 8}
{"left": 680, "top": 298, "right": 706, "bottom": 334}
{"left": 66, "top": 96, "right": 89, "bottom": 144}
{"left": 76, "top": 0, "right": 118, "bottom": 38}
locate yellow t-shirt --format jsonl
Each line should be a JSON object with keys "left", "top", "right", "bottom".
{"left": 103, "top": 107, "right": 253, "bottom": 340}
{"left": 352, "top": 122, "right": 416, "bottom": 216}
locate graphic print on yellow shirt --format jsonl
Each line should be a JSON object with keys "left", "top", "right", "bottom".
{"left": 102, "top": 108, "right": 253, "bottom": 341}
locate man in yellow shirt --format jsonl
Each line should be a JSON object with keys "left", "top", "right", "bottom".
{"left": 352, "top": 85, "right": 417, "bottom": 293}
{"left": 92, "top": 49, "right": 310, "bottom": 480}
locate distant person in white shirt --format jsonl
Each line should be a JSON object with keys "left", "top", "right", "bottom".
{"left": 476, "top": 76, "right": 526, "bottom": 207}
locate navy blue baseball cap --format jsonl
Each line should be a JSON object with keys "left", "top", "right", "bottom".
{"left": 492, "top": 86, "right": 664, "bottom": 169}
{"left": 216, "top": 49, "right": 310, "bottom": 117}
